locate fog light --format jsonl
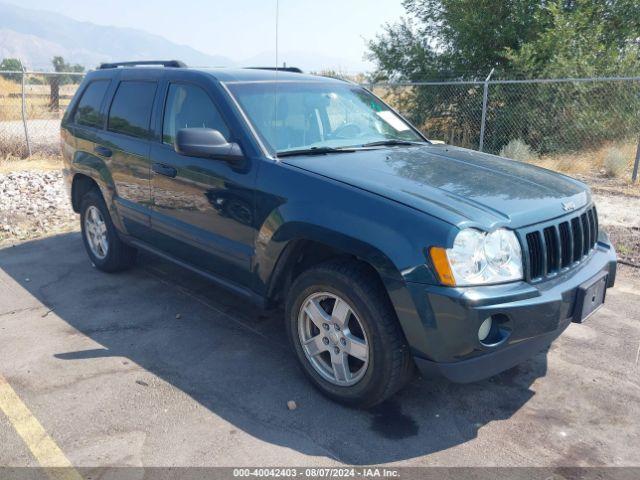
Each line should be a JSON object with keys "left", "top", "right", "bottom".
{"left": 478, "top": 317, "right": 493, "bottom": 342}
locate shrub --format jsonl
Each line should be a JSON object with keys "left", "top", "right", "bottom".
{"left": 499, "top": 139, "right": 538, "bottom": 162}
{"left": 603, "top": 147, "right": 628, "bottom": 178}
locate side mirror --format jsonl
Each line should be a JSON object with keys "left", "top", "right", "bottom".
{"left": 175, "top": 128, "right": 244, "bottom": 164}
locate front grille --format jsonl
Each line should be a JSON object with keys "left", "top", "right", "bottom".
{"left": 523, "top": 206, "right": 598, "bottom": 281}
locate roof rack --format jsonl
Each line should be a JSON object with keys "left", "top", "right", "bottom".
{"left": 98, "top": 60, "right": 187, "bottom": 70}
{"left": 245, "top": 66, "right": 303, "bottom": 73}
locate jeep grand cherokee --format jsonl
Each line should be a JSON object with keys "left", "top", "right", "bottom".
{"left": 61, "top": 61, "right": 617, "bottom": 407}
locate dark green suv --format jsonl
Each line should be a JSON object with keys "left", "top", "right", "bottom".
{"left": 61, "top": 61, "right": 617, "bottom": 407}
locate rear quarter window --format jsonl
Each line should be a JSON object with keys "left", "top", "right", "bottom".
{"left": 108, "top": 81, "right": 158, "bottom": 139}
{"left": 74, "top": 80, "right": 110, "bottom": 128}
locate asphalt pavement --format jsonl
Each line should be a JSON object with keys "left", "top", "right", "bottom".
{"left": 0, "top": 232, "right": 639, "bottom": 467}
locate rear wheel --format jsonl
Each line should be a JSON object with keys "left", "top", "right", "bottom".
{"left": 80, "top": 189, "right": 137, "bottom": 272}
{"left": 286, "top": 260, "right": 414, "bottom": 408}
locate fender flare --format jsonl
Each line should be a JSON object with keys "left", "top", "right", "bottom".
{"left": 69, "top": 152, "right": 123, "bottom": 229}
{"left": 255, "top": 205, "right": 433, "bottom": 354}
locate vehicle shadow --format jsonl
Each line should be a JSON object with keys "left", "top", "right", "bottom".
{"left": 0, "top": 233, "right": 548, "bottom": 465}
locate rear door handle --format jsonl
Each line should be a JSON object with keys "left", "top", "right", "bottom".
{"left": 94, "top": 146, "right": 112, "bottom": 157}
{"left": 152, "top": 162, "right": 177, "bottom": 178}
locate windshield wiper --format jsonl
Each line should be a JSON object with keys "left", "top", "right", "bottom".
{"left": 360, "top": 140, "right": 427, "bottom": 148}
{"left": 277, "top": 146, "right": 357, "bottom": 158}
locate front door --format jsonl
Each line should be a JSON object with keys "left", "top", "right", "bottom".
{"left": 149, "top": 80, "right": 257, "bottom": 288}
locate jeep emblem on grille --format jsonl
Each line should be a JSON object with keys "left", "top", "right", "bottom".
{"left": 562, "top": 201, "right": 576, "bottom": 211}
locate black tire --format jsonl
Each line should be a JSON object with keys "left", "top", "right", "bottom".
{"left": 79, "top": 188, "right": 137, "bottom": 272}
{"left": 285, "top": 260, "right": 414, "bottom": 408}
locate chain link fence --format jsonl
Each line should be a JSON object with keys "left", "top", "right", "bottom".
{"left": 372, "top": 76, "right": 640, "bottom": 182}
{"left": 1, "top": 70, "right": 639, "bottom": 181}
{"left": 0, "top": 71, "right": 84, "bottom": 156}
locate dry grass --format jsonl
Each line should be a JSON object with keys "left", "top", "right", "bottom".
{"left": 0, "top": 76, "right": 77, "bottom": 121}
{"left": 530, "top": 141, "right": 639, "bottom": 191}
{"left": 0, "top": 76, "right": 17, "bottom": 93}
{"left": 529, "top": 141, "right": 636, "bottom": 174}
{"left": 0, "top": 153, "right": 63, "bottom": 173}
{"left": 603, "top": 147, "right": 628, "bottom": 178}
{"left": 0, "top": 136, "right": 29, "bottom": 158}
{"left": 499, "top": 139, "right": 538, "bottom": 162}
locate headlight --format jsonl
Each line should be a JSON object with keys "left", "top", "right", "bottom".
{"left": 430, "top": 228, "right": 523, "bottom": 286}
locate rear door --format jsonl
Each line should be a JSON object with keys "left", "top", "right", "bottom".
{"left": 67, "top": 77, "right": 112, "bottom": 182}
{"left": 100, "top": 71, "right": 160, "bottom": 240}
{"left": 148, "top": 75, "right": 258, "bottom": 289}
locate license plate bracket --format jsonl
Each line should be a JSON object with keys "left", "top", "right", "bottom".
{"left": 573, "top": 272, "right": 608, "bottom": 323}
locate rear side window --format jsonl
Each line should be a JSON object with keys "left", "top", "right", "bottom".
{"left": 74, "top": 80, "right": 109, "bottom": 128}
{"left": 108, "top": 81, "right": 158, "bottom": 139}
{"left": 162, "top": 83, "right": 230, "bottom": 145}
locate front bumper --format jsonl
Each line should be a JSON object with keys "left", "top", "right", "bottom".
{"left": 403, "top": 240, "right": 616, "bottom": 383}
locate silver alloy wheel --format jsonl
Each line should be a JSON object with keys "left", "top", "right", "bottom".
{"left": 84, "top": 205, "right": 109, "bottom": 260}
{"left": 298, "top": 292, "right": 369, "bottom": 386}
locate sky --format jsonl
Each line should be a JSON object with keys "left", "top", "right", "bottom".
{"left": 2, "top": 0, "right": 408, "bottom": 71}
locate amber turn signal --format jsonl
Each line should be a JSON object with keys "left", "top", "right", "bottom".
{"left": 430, "top": 247, "right": 456, "bottom": 286}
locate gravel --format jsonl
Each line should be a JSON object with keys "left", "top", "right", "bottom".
{"left": 0, "top": 170, "right": 77, "bottom": 244}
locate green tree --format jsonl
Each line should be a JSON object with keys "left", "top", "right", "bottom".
{"left": 51, "top": 56, "right": 84, "bottom": 85}
{"left": 0, "top": 58, "right": 24, "bottom": 81}
{"left": 491, "top": 1, "right": 640, "bottom": 152}
{"left": 507, "top": 0, "right": 640, "bottom": 77}
{"left": 47, "top": 56, "right": 85, "bottom": 111}
{"left": 368, "top": 0, "right": 551, "bottom": 82}
{"left": 368, "top": 0, "right": 640, "bottom": 153}
{"left": 369, "top": 0, "right": 640, "bottom": 81}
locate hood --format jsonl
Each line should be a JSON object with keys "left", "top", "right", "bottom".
{"left": 282, "top": 144, "right": 590, "bottom": 229}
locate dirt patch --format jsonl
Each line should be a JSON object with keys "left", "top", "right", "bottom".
{"left": 589, "top": 194, "right": 640, "bottom": 269}
{"left": 591, "top": 194, "right": 640, "bottom": 229}
{"left": 606, "top": 226, "right": 640, "bottom": 267}
{"left": 0, "top": 153, "right": 64, "bottom": 173}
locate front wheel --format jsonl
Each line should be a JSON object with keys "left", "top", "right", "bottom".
{"left": 285, "top": 260, "right": 414, "bottom": 408}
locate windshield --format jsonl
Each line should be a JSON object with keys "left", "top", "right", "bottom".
{"left": 226, "top": 81, "right": 425, "bottom": 154}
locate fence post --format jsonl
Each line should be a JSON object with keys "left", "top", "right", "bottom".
{"left": 633, "top": 138, "right": 640, "bottom": 183}
{"left": 478, "top": 68, "right": 494, "bottom": 152}
{"left": 49, "top": 73, "right": 60, "bottom": 111}
{"left": 20, "top": 66, "right": 32, "bottom": 157}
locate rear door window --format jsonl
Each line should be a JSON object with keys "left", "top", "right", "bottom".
{"left": 162, "top": 83, "right": 230, "bottom": 145}
{"left": 74, "top": 80, "right": 110, "bottom": 128}
{"left": 108, "top": 81, "right": 158, "bottom": 139}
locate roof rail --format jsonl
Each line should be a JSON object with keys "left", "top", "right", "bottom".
{"left": 98, "top": 60, "right": 187, "bottom": 70}
{"left": 245, "top": 66, "right": 303, "bottom": 74}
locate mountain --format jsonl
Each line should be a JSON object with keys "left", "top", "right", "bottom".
{"left": 0, "top": 2, "right": 232, "bottom": 70}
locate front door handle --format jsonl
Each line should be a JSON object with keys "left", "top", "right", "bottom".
{"left": 152, "top": 162, "right": 177, "bottom": 178}
{"left": 94, "top": 145, "right": 112, "bottom": 157}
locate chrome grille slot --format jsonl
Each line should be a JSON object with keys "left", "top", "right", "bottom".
{"left": 543, "top": 226, "right": 560, "bottom": 274}
{"left": 526, "top": 231, "right": 544, "bottom": 279}
{"left": 580, "top": 213, "right": 590, "bottom": 256}
{"left": 558, "top": 221, "right": 572, "bottom": 268}
{"left": 587, "top": 208, "right": 597, "bottom": 247}
{"left": 571, "top": 217, "right": 583, "bottom": 262}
